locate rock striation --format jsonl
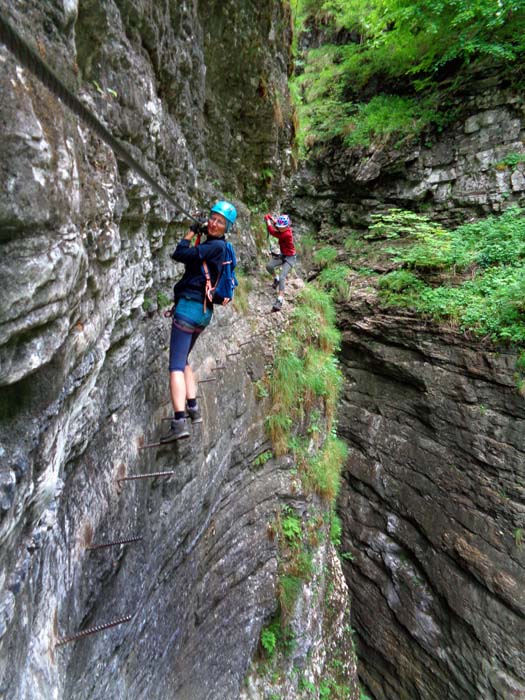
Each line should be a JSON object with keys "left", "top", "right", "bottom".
{"left": 337, "top": 290, "right": 525, "bottom": 700}
{"left": 289, "top": 75, "right": 525, "bottom": 231}
{"left": 0, "top": 2, "right": 358, "bottom": 699}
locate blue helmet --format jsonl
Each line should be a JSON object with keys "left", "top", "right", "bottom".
{"left": 211, "top": 201, "right": 237, "bottom": 231}
{"left": 276, "top": 214, "right": 290, "bottom": 228}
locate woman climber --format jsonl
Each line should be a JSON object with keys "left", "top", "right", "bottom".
{"left": 161, "top": 200, "right": 237, "bottom": 443}
{"left": 264, "top": 213, "right": 296, "bottom": 311}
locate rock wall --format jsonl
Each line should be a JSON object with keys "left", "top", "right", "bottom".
{"left": 337, "top": 290, "right": 525, "bottom": 700}
{"left": 289, "top": 74, "right": 525, "bottom": 231}
{"left": 0, "top": 3, "right": 358, "bottom": 699}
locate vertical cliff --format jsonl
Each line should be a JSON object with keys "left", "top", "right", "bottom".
{"left": 287, "top": 73, "right": 525, "bottom": 699}
{"left": 338, "top": 292, "right": 525, "bottom": 700}
{"left": 0, "top": 2, "right": 358, "bottom": 699}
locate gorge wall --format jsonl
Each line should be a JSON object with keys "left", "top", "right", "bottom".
{"left": 0, "top": 2, "right": 358, "bottom": 699}
{"left": 287, "top": 77, "right": 525, "bottom": 699}
{"left": 338, "top": 296, "right": 525, "bottom": 700}
{"left": 290, "top": 74, "right": 525, "bottom": 232}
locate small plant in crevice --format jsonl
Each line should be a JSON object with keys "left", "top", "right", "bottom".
{"left": 281, "top": 505, "right": 302, "bottom": 545}
{"left": 260, "top": 625, "right": 277, "bottom": 659}
{"left": 254, "top": 378, "right": 269, "bottom": 399}
{"left": 252, "top": 450, "right": 273, "bottom": 469}
{"left": 156, "top": 290, "right": 172, "bottom": 309}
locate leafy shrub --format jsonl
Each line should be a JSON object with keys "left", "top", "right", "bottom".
{"left": 367, "top": 208, "right": 442, "bottom": 240}
{"left": 344, "top": 94, "right": 439, "bottom": 147}
{"left": 260, "top": 627, "right": 277, "bottom": 658}
{"left": 292, "top": 0, "right": 525, "bottom": 151}
{"left": 378, "top": 270, "right": 423, "bottom": 294}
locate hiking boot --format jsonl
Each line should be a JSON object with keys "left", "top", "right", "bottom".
{"left": 186, "top": 405, "right": 203, "bottom": 424}
{"left": 272, "top": 298, "right": 283, "bottom": 312}
{"left": 160, "top": 418, "right": 190, "bottom": 443}
{"left": 272, "top": 277, "right": 280, "bottom": 290}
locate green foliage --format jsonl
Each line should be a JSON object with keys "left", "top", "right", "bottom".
{"left": 292, "top": 0, "right": 525, "bottom": 150}
{"left": 304, "top": 435, "right": 348, "bottom": 501}
{"left": 319, "top": 681, "right": 331, "bottom": 699}
{"left": 514, "top": 528, "right": 524, "bottom": 548}
{"left": 254, "top": 379, "right": 269, "bottom": 399}
{"left": 253, "top": 450, "right": 273, "bottom": 468}
{"left": 344, "top": 94, "right": 440, "bottom": 148}
{"left": 259, "top": 616, "right": 294, "bottom": 660}
{"left": 281, "top": 506, "right": 302, "bottom": 545}
{"left": 156, "top": 291, "right": 172, "bottom": 309}
{"left": 260, "top": 627, "right": 277, "bottom": 658}
{"left": 279, "top": 574, "right": 303, "bottom": 616}
{"left": 265, "top": 285, "right": 342, "bottom": 455}
{"left": 317, "top": 265, "right": 352, "bottom": 301}
{"left": 313, "top": 245, "right": 339, "bottom": 268}
{"left": 367, "top": 208, "right": 443, "bottom": 240}
{"left": 340, "top": 551, "right": 355, "bottom": 561}
{"left": 378, "top": 270, "right": 423, "bottom": 295}
{"left": 142, "top": 296, "right": 154, "bottom": 312}
{"left": 496, "top": 152, "right": 525, "bottom": 170}
{"left": 378, "top": 207, "right": 525, "bottom": 346}
{"left": 330, "top": 511, "right": 342, "bottom": 546}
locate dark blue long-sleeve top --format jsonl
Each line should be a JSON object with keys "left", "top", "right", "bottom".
{"left": 172, "top": 236, "right": 226, "bottom": 303}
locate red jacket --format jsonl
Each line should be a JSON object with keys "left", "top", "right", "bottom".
{"left": 264, "top": 215, "right": 296, "bottom": 257}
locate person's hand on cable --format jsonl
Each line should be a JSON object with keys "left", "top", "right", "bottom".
{"left": 186, "top": 218, "right": 207, "bottom": 241}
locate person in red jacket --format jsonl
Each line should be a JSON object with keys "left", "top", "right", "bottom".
{"left": 264, "top": 213, "right": 297, "bottom": 311}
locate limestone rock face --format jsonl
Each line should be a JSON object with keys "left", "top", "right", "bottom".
{"left": 337, "top": 293, "right": 525, "bottom": 700}
{"left": 289, "top": 79, "right": 525, "bottom": 231}
{"left": 0, "top": 3, "right": 355, "bottom": 700}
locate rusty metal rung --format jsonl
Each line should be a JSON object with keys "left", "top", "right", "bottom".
{"left": 87, "top": 536, "right": 143, "bottom": 551}
{"left": 56, "top": 614, "right": 133, "bottom": 647}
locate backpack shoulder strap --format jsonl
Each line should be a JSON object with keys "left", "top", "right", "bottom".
{"left": 201, "top": 240, "right": 228, "bottom": 310}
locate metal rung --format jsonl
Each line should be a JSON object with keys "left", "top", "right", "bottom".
{"left": 118, "top": 470, "right": 175, "bottom": 482}
{"left": 56, "top": 614, "right": 133, "bottom": 646}
{"left": 87, "top": 536, "right": 143, "bottom": 551}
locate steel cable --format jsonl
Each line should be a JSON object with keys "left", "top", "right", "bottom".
{"left": 0, "top": 11, "right": 199, "bottom": 222}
